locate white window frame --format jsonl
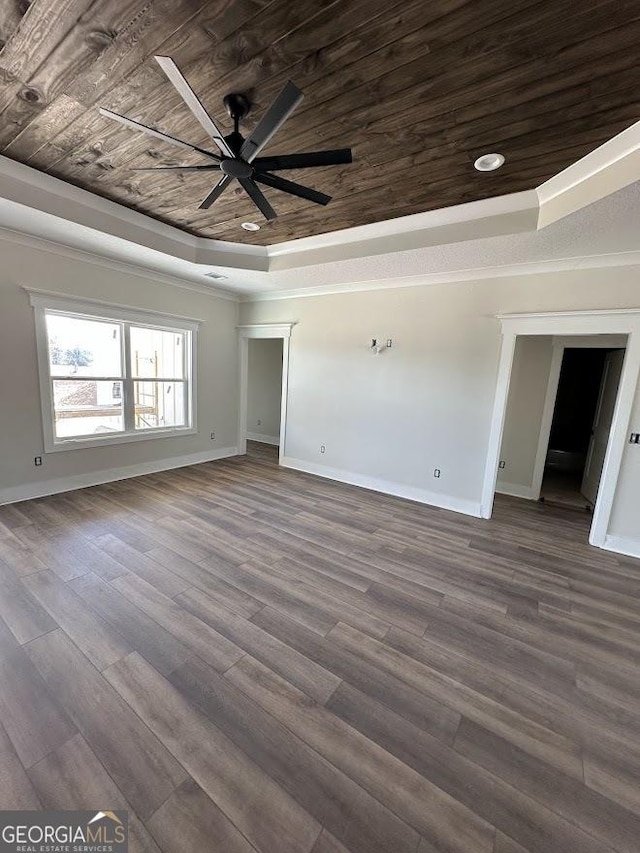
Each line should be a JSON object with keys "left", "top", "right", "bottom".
{"left": 27, "top": 289, "right": 200, "bottom": 453}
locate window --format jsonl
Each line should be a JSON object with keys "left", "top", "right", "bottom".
{"left": 29, "top": 292, "right": 199, "bottom": 452}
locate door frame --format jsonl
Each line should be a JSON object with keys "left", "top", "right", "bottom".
{"left": 237, "top": 323, "right": 295, "bottom": 464}
{"left": 481, "top": 310, "right": 640, "bottom": 549}
{"left": 530, "top": 335, "right": 628, "bottom": 502}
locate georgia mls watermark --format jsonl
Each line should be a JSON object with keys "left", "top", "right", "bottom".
{"left": 0, "top": 810, "right": 128, "bottom": 853}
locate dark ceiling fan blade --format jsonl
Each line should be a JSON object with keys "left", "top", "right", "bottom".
{"left": 254, "top": 171, "right": 331, "bottom": 206}
{"left": 199, "top": 174, "right": 234, "bottom": 209}
{"left": 240, "top": 81, "right": 304, "bottom": 163}
{"left": 131, "top": 164, "right": 221, "bottom": 171}
{"left": 154, "top": 55, "right": 234, "bottom": 158}
{"left": 253, "top": 149, "right": 352, "bottom": 171}
{"left": 238, "top": 177, "right": 277, "bottom": 221}
{"left": 99, "top": 108, "right": 221, "bottom": 162}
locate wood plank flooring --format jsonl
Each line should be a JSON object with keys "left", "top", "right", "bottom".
{"left": 1, "top": 441, "right": 640, "bottom": 853}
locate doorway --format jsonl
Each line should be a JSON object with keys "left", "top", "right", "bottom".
{"left": 237, "top": 323, "right": 294, "bottom": 464}
{"left": 540, "top": 347, "right": 625, "bottom": 510}
{"left": 246, "top": 338, "right": 284, "bottom": 448}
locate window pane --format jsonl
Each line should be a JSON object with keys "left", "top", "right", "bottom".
{"left": 130, "top": 327, "right": 185, "bottom": 379}
{"left": 53, "top": 380, "right": 124, "bottom": 438}
{"left": 46, "top": 314, "right": 122, "bottom": 377}
{"left": 134, "top": 381, "right": 186, "bottom": 430}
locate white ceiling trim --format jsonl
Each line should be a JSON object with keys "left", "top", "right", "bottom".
{"left": 243, "top": 250, "right": 640, "bottom": 302}
{"left": 0, "top": 226, "right": 240, "bottom": 301}
{"left": 537, "top": 119, "right": 640, "bottom": 228}
{"left": 0, "top": 122, "right": 638, "bottom": 294}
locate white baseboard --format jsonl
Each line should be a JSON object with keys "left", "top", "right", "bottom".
{"left": 602, "top": 534, "right": 640, "bottom": 560}
{"left": 246, "top": 433, "right": 280, "bottom": 446}
{"left": 495, "top": 482, "right": 537, "bottom": 500}
{"left": 0, "top": 446, "right": 238, "bottom": 506}
{"left": 280, "top": 455, "right": 482, "bottom": 517}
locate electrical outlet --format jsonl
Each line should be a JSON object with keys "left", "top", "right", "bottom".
{"left": 34, "top": 456, "right": 42, "bottom": 467}
{"left": 433, "top": 468, "right": 441, "bottom": 478}
{"left": 630, "top": 432, "right": 640, "bottom": 444}
{"left": 499, "top": 460, "right": 506, "bottom": 469}
{"left": 210, "top": 432, "right": 216, "bottom": 440}
{"left": 320, "top": 445, "right": 326, "bottom": 454}
{"left": 386, "top": 339, "right": 392, "bottom": 348}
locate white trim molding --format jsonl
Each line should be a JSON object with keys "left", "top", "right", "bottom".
{"left": 2, "top": 120, "right": 638, "bottom": 290}
{"left": 246, "top": 433, "right": 280, "bottom": 446}
{"left": 538, "top": 119, "right": 640, "bottom": 228}
{"left": 0, "top": 446, "right": 238, "bottom": 506}
{"left": 495, "top": 483, "right": 538, "bottom": 500}
{"left": 482, "top": 309, "right": 640, "bottom": 555}
{"left": 243, "top": 251, "right": 640, "bottom": 302}
{"left": 281, "top": 456, "right": 482, "bottom": 517}
{"left": 237, "top": 323, "right": 296, "bottom": 338}
{"left": 603, "top": 535, "right": 640, "bottom": 561}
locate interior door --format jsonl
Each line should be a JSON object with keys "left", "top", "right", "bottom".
{"left": 581, "top": 349, "right": 625, "bottom": 505}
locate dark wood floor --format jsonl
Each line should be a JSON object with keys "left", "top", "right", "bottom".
{"left": 1, "top": 442, "right": 640, "bottom": 853}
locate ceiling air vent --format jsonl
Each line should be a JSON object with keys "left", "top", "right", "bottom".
{"left": 204, "top": 272, "right": 228, "bottom": 280}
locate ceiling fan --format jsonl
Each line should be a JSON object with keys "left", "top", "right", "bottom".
{"left": 99, "top": 56, "right": 353, "bottom": 222}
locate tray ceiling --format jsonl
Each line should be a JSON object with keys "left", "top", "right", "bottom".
{"left": 0, "top": 0, "right": 639, "bottom": 246}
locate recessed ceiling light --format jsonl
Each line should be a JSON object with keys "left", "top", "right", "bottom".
{"left": 241, "top": 222, "right": 260, "bottom": 231}
{"left": 474, "top": 152, "right": 505, "bottom": 172}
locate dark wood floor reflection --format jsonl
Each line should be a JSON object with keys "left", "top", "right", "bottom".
{"left": 1, "top": 442, "right": 640, "bottom": 853}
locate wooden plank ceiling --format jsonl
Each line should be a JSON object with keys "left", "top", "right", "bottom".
{"left": 1, "top": 0, "right": 639, "bottom": 246}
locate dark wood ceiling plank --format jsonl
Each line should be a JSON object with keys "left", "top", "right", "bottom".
{"left": 1, "top": 0, "right": 275, "bottom": 160}
{"left": 0, "top": 0, "right": 26, "bottom": 51}
{"left": 48, "top": 107, "right": 619, "bottom": 240}
{"left": 276, "top": 0, "right": 640, "bottom": 158}
{"left": 53, "top": 0, "right": 624, "bottom": 193}
{"left": 451, "top": 46, "right": 640, "bottom": 129}
{"left": 1, "top": 0, "right": 638, "bottom": 241}
{"left": 68, "top": 0, "right": 279, "bottom": 108}
{"left": 326, "top": 24, "right": 640, "bottom": 171}
{"left": 194, "top": 132, "right": 615, "bottom": 243}
{"left": 0, "top": 0, "right": 166, "bottom": 149}
{"left": 0, "top": 0, "right": 92, "bottom": 83}
{"left": 244, "top": 0, "right": 561, "bottom": 135}
{"left": 0, "top": 0, "right": 107, "bottom": 148}
{"left": 462, "top": 92, "right": 640, "bottom": 154}
{"left": 29, "top": 0, "right": 405, "bottom": 185}
{"left": 104, "top": 128, "right": 600, "bottom": 237}
{"left": 43, "top": 0, "right": 345, "bottom": 162}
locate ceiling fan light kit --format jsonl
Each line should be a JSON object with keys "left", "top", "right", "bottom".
{"left": 99, "top": 56, "right": 353, "bottom": 224}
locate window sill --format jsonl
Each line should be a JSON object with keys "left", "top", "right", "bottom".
{"left": 44, "top": 426, "right": 198, "bottom": 453}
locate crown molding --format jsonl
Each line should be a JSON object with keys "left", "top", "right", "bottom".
{"left": 537, "top": 119, "right": 640, "bottom": 228}
{"left": 242, "top": 251, "right": 640, "bottom": 302}
{"left": 0, "top": 225, "right": 239, "bottom": 301}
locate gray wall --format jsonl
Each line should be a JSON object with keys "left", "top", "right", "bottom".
{"left": 0, "top": 236, "right": 239, "bottom": 500}
{"left": 240, "top": 265, "right": 640, "bottom": 544}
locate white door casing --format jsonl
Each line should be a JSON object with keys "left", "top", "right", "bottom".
{"left": 482, "top": 309, "right": 640, "bottom": 552}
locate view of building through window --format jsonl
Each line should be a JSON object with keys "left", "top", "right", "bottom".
{"left": 45, "top": 312, "right": 189, "bottom": 440}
